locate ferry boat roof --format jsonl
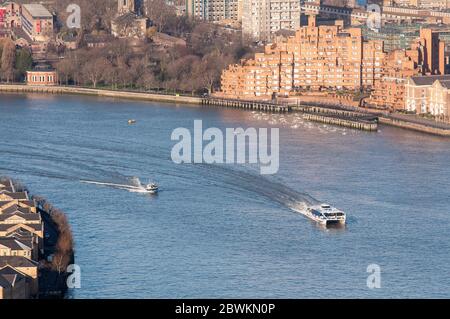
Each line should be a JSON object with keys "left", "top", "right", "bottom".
{"left": 310, "top": 204, "right": 345, "bottom": 215}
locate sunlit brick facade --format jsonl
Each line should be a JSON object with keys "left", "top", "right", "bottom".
{"left": 26, "top": 68, "right": 58, "bottom": 86}
{"left": 220, "top": 17, "right": 385, "bottom": 100}
{"left": 369, "top": 28, "right": 446, "bottom": 110}
{"left": 369, "top": 50, "right": 422, "bottom": 110}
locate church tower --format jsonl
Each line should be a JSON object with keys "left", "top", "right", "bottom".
{"left": 118, "top": 0, "right": 135, "bottom": 14}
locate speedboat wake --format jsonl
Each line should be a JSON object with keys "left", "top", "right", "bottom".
{"left": 81, "top": 177, "right": 158, "bottom": 194}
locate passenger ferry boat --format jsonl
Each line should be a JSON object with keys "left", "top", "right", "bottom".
{"left": 303, "top": 203, "right": 346, "bottom": 226}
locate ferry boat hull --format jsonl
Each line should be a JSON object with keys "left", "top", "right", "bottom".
{"left": 296, "top": 203, "right": 346, "bottom": 226}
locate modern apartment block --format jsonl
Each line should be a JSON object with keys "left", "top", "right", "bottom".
{"left": 220, "top": 16, "right": 384, "bottom": 100}
{"left": 186, "top": 0, "right": 242, "bottom": 22}
{"left": 20, "top": 4, "right": 53, "bottom": 42}
{"left": 242, "top": 0, "right": 301, "bottom": 42}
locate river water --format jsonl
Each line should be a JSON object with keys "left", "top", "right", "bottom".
{"left": 1, "top": 93, "right": 449, "bottom": 298}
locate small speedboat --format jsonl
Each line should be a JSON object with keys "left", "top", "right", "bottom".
{"left": 81, "top": 178, "right": 159, "bottom": 194}
{"left": 145, "top": 183, "right": 159, "bottom": 194}
{"left": 128, "top": 119, "right": 137, "bottom": 125}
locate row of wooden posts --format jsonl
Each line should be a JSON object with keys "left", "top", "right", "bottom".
{"left": 203, "top": 97, "right": 378, "bottom": 132}
{"left": 202, "top": 97, "right": 291, "bottom": 113}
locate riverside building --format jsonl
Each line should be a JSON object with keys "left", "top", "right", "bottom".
{"left": 0, "top": 179, "right": 42, "bottom": 299}
{"left": 369, "top": 28, "right": 446, "bottom": 110}
{"left": 20, "top": 4, "right": 53, "bottom": 42}
{"left": 220, "top": 16, "right": 384, "bottom": 100}
{"left": 405, "top": 74, "right": 450, "bottom": 119}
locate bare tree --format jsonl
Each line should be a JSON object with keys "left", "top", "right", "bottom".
{"left": 1, "top": 39, "right": 16, "bottom": 83}
{"left": 146, "top": 0, "right": 176, "bottom": 33}
{"left": 82, "top": 56, "right": 109, "bottom": 88}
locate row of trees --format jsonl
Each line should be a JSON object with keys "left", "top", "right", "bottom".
{"left": 0, "top": 39, "right": 33, "bottom": 83}
{"left": 46, "top": 0, "right": 194, "bottom": 38}
{"left": 55, "top": 22, "right": 255, "bottom": 94}
{"left": 5, "top": 1, "right": 256, "bottom": 92}
{"left": 33, "top": 195, "right": 74, "bottom": 274}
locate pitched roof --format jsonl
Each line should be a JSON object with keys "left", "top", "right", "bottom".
{"left": 5, "top": 228, "right": 35, "bottom": 239}
{"left": 0, "top": 200, "right": 35, "bottom": 210}
{"left": 0, "top": 266, "right": 27, "bottom": 288}
{"left": 0, "top": 205, "right": 33, "bottom": 215}
{"left": 410, "top": 75, "right": 450, "bottom": 86}
{"left": 0, "top": 180, "right": 14, "bottom": 191}
{"left": 437, "top": 80, "right": 450, "bottom": 89}
{"left": 0, "top": 212, "right": 41, "bottom": 222}
{"left": 7, "top": 192, "right": 28, "bottom": 200}
{"left": 0, "top": 189, "right": 13, "bottom": 195}
{"left": 0, "top": 238, "right": 32, "bottom": 251}
{"left": 0, "top": 256, "right": 38, "bottom": 268}
{"left": 22, "top": 4, "right": 52, "bottom": 18}
{"left": 0, "top": 223, "right": 42, "bottom": 233}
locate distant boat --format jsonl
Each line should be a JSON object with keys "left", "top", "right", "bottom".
{"left": 81, "top": 179, "right": 159, "bottom": 195}
{"left": 145, "top": 183, "right": 159, "bottom": 194}
{"left": 128, "top": 119, "right": 137, "bottom": 125}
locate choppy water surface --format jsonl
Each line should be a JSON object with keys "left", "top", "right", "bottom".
{"left": 1, "top": 93, "right": 449, "bottom": 298}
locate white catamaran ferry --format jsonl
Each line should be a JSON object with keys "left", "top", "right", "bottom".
{"left": 297, "top": 203, "right": 346, "bottom": 226}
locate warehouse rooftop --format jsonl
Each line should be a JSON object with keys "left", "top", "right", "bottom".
{"left": 22, "top": 4, "right": 52, "bottom": 18}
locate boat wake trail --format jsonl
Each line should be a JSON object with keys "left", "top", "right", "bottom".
{"left": 195, "top": 164, "right": 320, "bottom": 213}
{"left": 80, "top": 177, "right": 150, "bottom": 193}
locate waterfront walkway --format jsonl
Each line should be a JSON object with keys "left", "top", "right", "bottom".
{"left": 0, "top": 84, "right": 203, "bottom": 105}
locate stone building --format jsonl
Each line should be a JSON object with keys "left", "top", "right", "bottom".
{"left": 112, "top": 0, "right": 149, "bottom": 39}
{"left": 0, "top": 2, "right": 21, "bottom": 30}
{"left": 20, "top": 4, "right": 53, "bottom": 42}
{"left": 405, "top": 75, "right": 450, "bottom": 119}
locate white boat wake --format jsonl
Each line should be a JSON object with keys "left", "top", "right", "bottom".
{"left": 81, "top": 177, "right": 158, "bottom": 194}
